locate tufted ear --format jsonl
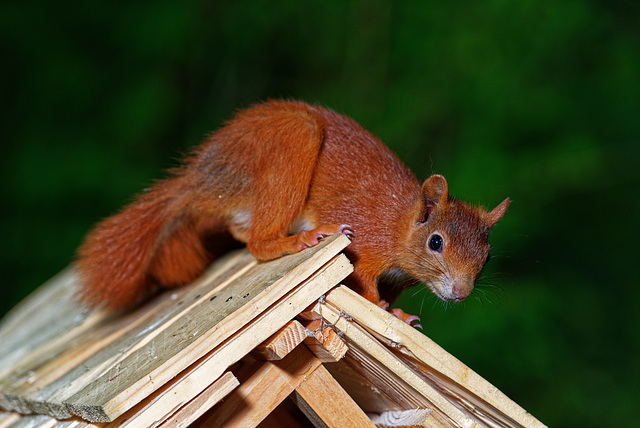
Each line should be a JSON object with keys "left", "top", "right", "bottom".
{"left": 417, "top": 174, "right": 449, "bottom": 223}
{"left": 486, "top": 198, "right": 511, "bottom": 226}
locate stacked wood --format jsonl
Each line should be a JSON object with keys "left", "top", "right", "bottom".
{"left": 0, "top": 235, "right": 545, "bottom": 427}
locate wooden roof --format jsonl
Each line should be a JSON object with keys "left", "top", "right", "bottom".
{"left": 0, "top": 235, "right": 545, "bottom": 427}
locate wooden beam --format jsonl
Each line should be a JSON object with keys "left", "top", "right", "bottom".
{"left": 195, "top": 344, "right": 322, "bottom": 428}
{"left": 252, "top": 320, "right": 308, "bottom": 361}
{"left": 292, "top": 363, "right": 375, "bottom": 428}
{"left": 0, "top": 411, "right": 99, "bottom": 428}
{"left": 302, "top": 320, "right": 347, "bottom": 363}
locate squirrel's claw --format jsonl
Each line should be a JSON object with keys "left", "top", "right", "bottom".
{"left": 378, "top": 301, "right": 422, "bottom": 329}
{"left": 389, "top": 308, "right": 422, "bottom": 329}
{"left": 338, "top": 224, "right": 354, "bottom": 237}
{"left": 378, "top": 300, "right": 390, "bottom": 311}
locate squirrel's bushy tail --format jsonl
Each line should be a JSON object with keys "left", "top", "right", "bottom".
{"left": 76, "top": 179, "right": 211, "bottom": 310}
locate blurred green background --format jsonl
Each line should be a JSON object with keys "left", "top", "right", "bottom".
{"left": 1, "top": 1, "right": 638, "bottom": 426}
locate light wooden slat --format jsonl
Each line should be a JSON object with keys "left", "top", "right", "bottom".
{"left": 252, "top": 320, "right": 308, "bottom": 361}
{"left": 1, "top": 414, "right": 59, "bottom": 428}
{"left": 344, "top": 343, "right": 455, "bottom": 428}
{"left": 310, "top": 300, "right": 472, "bottom": 428}
{"left": 323, "top": 286, "right": 546, "bottom": 428}
{"left": 156, "top": 372, "right": 239, "bottom": 428}
{"left": 0, "top": 411, "right": 21, "bottom": 428}
{"left": 91, "top": 253, "right": 353, "bottom": 427}
{"left": 196, "top": 344, "right": 322, "bottom": 428}
{"left": 0, "top": 411, "right": 98, "bottom": 428}
{"left": 292, "top": 363, "right": 375, "bottom": 428}
{"left": 302, "top": 320, "right": 348, "bottom": 363}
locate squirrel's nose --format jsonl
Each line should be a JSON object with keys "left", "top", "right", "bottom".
{"left": 452, "top": 279, "right": 473, "bottom": 301}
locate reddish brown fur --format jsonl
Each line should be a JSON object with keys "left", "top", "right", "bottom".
{"left": 77, "top": 100, "right": 509, "bottom": 312}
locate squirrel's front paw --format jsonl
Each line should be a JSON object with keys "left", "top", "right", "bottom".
{"left": 378, "top": 300, "right": 422, "bottom": 329}
{"left": 390, "top": 308, "right": 422, "bottom": 329}
{"left": 296, "top": 224, "right": 353, "bottom": 249}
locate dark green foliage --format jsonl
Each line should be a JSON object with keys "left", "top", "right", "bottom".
{"left": 1, "top": 1, "right": 638, "bottom": 426}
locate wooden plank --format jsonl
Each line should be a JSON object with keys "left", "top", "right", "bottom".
{"left": 343, "top": 344, "right": 454, "bottom": 428}
{"left": 292, "top": 363, "right": 375, "bottom": 428}
{"left": 323, "top": 286, "right": 546, "bottom": 428}
{"left": 371, "top": 409, "right": 434, "bottom": 428}
{"left": 323, "top": 359, "right": 404, "bottom": 414}
{"left": 91, "top": 253, "right": 353, "bottom": 427}
{"left": 0, "top": 268, "right": 115, "bottom": 413}
{"left": 0, "top": 269, "right": 101, "bottom": 369}
{"left": 195, "top": 344, "right": 322, "bottom": 428}
{"left": 70, "top": 235, "right": 350, "bottom": 422}
{"left": 252, "top": 320, "right": 308, "bottom": 361}
{"left": 0, "top": 235, "right": 350, "bottom": 422}
{"left": 155, "top": 372, "right": 239, "bottom": 428}
{"left": 302, "top": 321, "right": 348, "bottom": 363}
{"left": 0, "top": 411, "right": 99, "bottom": 428}
{"left": 310, "top": 301, "right": 471, "bottom": 427}
{"left": 0, "top": 411, "right": 22, "bottom": 428}
{"left": 0, "top": 414, "right": 60, "bottom": 428}
{"left": 0, "top": 250, "right": 254, "bottom": 418}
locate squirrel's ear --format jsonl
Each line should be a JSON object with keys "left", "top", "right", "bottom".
{"left": 418, "top": 174, "right": 449, "bottom": 223}
{"left": 486, "top": 198, "right": 511, "bottom": 226}
{"left": 421, "top": 174, "right": 449, "bottom": 204}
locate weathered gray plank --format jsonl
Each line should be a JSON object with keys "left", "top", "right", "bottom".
{"left": 0, "top": 234, "right": 351, "bottom": 423}
{"left": 0, "top": 249, "right": 254, "bottom": 418}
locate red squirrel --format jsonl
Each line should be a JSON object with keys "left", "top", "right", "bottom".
{"left": 77, "top": 100, "right": 509, "bottom": 324}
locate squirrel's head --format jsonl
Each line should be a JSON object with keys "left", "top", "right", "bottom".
{"left": 401, "top": 174, "right": 510, "bottom": 302}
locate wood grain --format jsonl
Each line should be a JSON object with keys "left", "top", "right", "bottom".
{"left": 310, "top": 298, "right": 473, "bottom": 427}
{"left": 302, "top": 320, "right": 348, "bottom": 363}
{"left": 156, "top": 371, "right": 239, "bottom": 428}
{"left": 0, "top": 250, "right": 254, "bottom": 418}
{"left": 87, "top": 253, "right": 352, "bottom": 427}
{"left": 252, "top": 320, "right": 308, "bottom": 361}
{"left": 196, "top": 344, "right": 322, "bottom": 428}
{"left": 0, "top": 235, "right": 351, "bottom": 423}
{"left": 292, "top": 363, "right": 375, "bottom": 428}
{"left": 323, "top": 286, "right": 546, "bottom": 428}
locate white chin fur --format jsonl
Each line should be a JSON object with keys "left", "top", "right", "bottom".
{"left": 426, "top": 277, "right": 457, "bottom": 302}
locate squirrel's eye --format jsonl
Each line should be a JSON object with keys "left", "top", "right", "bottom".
{"left": 428, "top": 234, "right": 443, "bottom": 252}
